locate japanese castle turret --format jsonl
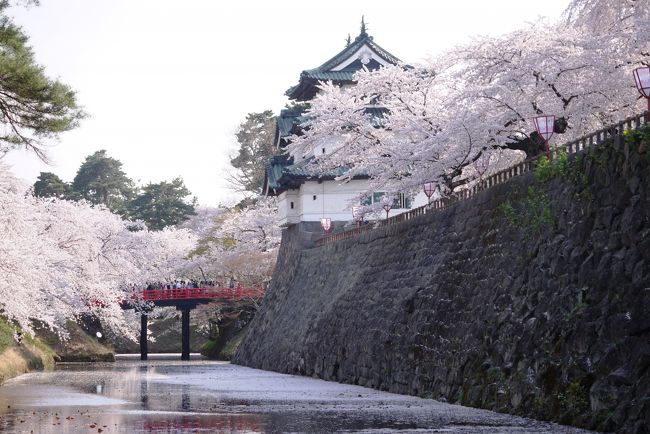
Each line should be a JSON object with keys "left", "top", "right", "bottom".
{"left": 264, "top": 20, "right": 423, "bottom": 227}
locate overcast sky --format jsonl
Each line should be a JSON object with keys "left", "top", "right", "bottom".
{"left": 4, "top": 0, "right": 571, "bottom": 206}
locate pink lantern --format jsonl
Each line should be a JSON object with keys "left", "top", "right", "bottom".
{"left": 380, "top": 195, "right": 392, "bottom": 219}
{"left": 633, "top": 67, "right": 650, "bottom": 120}
{"left": 320, "top": 217, "right": 331, "bottom": 233}
{"left": 423, "top": 182, "right": 437, "bottom": 203}
{"left": 534, "top": 115, "right": 555, "bottom": 158}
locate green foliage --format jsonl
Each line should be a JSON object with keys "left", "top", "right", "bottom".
{"left": 72, "top": 150, "right": 135, "bottom": 214}
{"left": 35, "top": 150, "right": 198, "bottom": 231}
{"left": 500, "top": 147, "right": 600, "bottom": 235}
{"left": 0, "top": 317, "right": 16, "bottom": 354}
{"left": 35, "top": 319, "right": 112, "bottom": 362}
{"left": 499, "top": 186, "right": 554, "bottom": 237}
{"left": 623, "top": 123, "right": 650, "bottom": 151}
{"left": 0, "top": 3, "right": 84, "bottom": 158}
{"left": 128, "top": 178, "right": 196, "bottom": 231}
{"left": 498, "top": 202, "right": 518, "bottom": 226}
{"left": 556, "top": 381, "right": 589, "bottom": 419}
{"left": 201, "top": 333, "right": 246, "bottom": 360}
{"left": 0, "top": 317, "right": 54, "bottom": 360}
{"left": 535, "top": 151, "right": 569, "bottom": 183}
{"left": 229, "top": 110, "right": 278, "bottom": 194}
{"left": 534, "top": 150, "right": 593, "bottom": 201}
{"left": 200, "top": 339, "right": 219, "bottom": 358}
{"left": 33, "top": 171, "right": 70, "bottom": 198}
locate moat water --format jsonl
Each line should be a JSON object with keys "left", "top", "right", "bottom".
{"left": 0, "top": 354, "right": 591, "bottom": 433}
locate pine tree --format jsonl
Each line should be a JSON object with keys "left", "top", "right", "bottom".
{"left": 228, "top": 110, "right": 278, "bottom": 194}
{"left": 33, "top": 171, "right": 70, "bottom": 198}
{"left": 0, "top": 1, "right": 84, "bottom": 160}
{"left": 128, "top": 178, "right": 196, "bottom": 231}
{"left": 72, "top": 150, "right": 134, "bottom": 214}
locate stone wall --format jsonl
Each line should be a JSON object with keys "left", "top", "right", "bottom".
{"left": 234, "top": 139, "right": 650, "bottom": 433}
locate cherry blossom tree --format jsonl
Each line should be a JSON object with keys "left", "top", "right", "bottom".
{"left": 0, "top": 164, "right": 196, "bottom": 339}
{"left": 287, "top": 0, "right": 650, "bottom": 198}
{"left": 185, "top": 198, "right": 281, "bottom": 288}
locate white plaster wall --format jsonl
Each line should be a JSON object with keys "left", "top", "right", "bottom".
{"left": 297, "top": 180, "right": 416, "bottom": 222}
{"left": 299, "top": 180, "right": 368, "bottom": 222}
{"left": 412, "top": 191, "right": 429, "bottom": 208}
{"left": 277, "top": 189, "right": 301, "bottom": 226}
{"left": 277, "top": 180, "right": 435, "bottom": 226}
{"left": 310, "top": 135, "right": 342, "bottom": 159}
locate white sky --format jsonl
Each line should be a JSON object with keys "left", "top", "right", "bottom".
{"left": 4, "top": 0, "right": 571, "bottom": 206}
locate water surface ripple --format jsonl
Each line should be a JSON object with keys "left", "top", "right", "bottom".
{"left": 0, "top": 355, "right": 591, "bottom": 433}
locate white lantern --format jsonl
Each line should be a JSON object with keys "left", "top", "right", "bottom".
{"left": 352, "top": 206, "right": 364, "bottom": 222}
{"left": 423, "top": 182, "right": 437, "bottom": 202}
{"left": 320, "top": 217, "right": 331, "bottom": 233}
{"left": 633, "top": 67, "right": 650, "bottom": 98}
{"left": 533, "top": 115, "right": 555, "bottom": 141}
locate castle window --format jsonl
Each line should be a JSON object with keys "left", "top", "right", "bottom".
{"left": 290, "top": 202, "right": 294, "bottom": 209}
{"left": 362, "top": 192, "right": 412, "bottom": 209}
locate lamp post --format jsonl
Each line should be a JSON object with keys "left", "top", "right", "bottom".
{"left": 423, "top": 181, "right": 437, "bottom": 204}
{"left": 534, "top": 115, "right": 555, "bottom": 159}
{"left": 633, "top": 67, "right": 650, "bottom": 122}
{"left": 380, "top": 195, "right": 392, "bottom": 219}
{"left": 320, "top": 217, "right": 331, "bottom": 234}
{"left": 352, "top": 206, "right": 364, "bottom": 228}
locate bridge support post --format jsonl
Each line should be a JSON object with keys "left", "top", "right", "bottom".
{"left": 140, "top": 314, "right": 148, "bottom": 360}
{"left": 181, "top": 308, "right": 190, "bottom": 361}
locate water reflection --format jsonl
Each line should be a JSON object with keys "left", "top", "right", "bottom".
{"left": 180, "top": 384, "right": 190, "bottom": 411}
{"left": 0, "top": 357, "right": 591, "bottom": 433}
{"left": 139, "top": 365, "right": 148, "bottom": 407}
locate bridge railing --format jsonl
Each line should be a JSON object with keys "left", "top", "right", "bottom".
{"left": 316, "top": 111, "right": 648, "bottom": 246}
{"left": 133, "top": 287, "right": 264, "bottom": 302}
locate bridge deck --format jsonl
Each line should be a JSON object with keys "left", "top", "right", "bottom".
{"left": 120, "top": 287, "right": 264, "bottom": 310}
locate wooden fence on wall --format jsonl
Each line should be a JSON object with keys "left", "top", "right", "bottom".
{"left": 316, "top": 112, "right": 648, "bottom": 246}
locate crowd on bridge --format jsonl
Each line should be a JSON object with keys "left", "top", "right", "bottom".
{"left": 145, "top": 280, "right": 240, "bottom": 290}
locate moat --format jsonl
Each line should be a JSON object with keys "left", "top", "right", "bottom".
{"left": 0, "top": 355, "right": 591, "bottom": 433}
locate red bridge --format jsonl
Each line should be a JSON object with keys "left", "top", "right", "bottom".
{"left": 121, "top": 286, "right": 265, "bottom": 361}
{"left": 137, "top": 286, "right": 264, "bottom": 303}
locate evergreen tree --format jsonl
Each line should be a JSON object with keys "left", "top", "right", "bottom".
{"left": 229, "top": 110, "right": 278, "bottom": 194}
{"left": 0, "top": 1, "right": 84, "bottom": 160}
{"left": 128, "top": 177, "right": 196, "bottom": 231}
{"left": 72, "top": 150, "right": 134, "bottom": 213}
{"left": 33, "top": 171, "right": 70, "bottom": 198}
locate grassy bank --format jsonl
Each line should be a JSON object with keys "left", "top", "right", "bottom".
{"left": 201, "top": 305, "right": 256, "bottom": 360}
{"left": 0, "top": 316, "right": 118, "bottom": 385}
{"left": 36, "top": 320, "right": 115, "bottom": 362}
{"left": 0, "top": 318, "right": 56, "bottom": 385}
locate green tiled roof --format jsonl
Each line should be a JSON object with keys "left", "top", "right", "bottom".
{"left": 277, "top": 108, "right": 307, "bottom": 138}
{"left": 264, "top": 154, "right": 369, "bottom": 195}
{"left": 286, "top": 29, "right": 401, "bottom": 101}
